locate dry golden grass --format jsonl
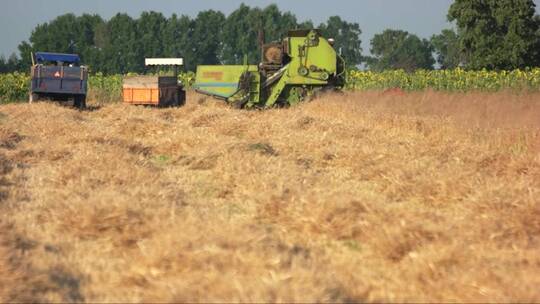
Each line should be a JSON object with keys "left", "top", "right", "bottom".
{"left": 0, "top": 91, "right": 539, "bottom": 302}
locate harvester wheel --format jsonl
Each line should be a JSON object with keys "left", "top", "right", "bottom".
{"left": 285, "top": 86, "right": 307, "bottom": 106}
{"left": 232, "top": 99, "right": 246, "bottom": 109}
{"left": 309, "top": 86, "right": 341, "bottom": 101}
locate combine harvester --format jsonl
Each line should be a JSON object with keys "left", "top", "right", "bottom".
{"left": 194, "top": 29, "right": 345, "bottom": 108}
{"left": 122, "top": 58, "right": 186, "bottom": 107}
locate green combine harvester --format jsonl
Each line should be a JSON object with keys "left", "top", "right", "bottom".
{"left": 193, "top": 29, "right": 345, "bottom": 108}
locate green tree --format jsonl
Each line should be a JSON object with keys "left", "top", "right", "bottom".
{"left": 260, "top": 5, "right": 299, "bottom": 43}
{"left": 0, "top": 56, "right": 7, "bottom": 73}
{"left": 137, "top": 11, "right": 167, "bottom": 58}
{"left": 431, "top": 29, "right": 463, "bottom": 69}
{"left": 12, "top": 4, "right": 343, "bottom": 73}
{"left": 319, "top": 16, "right": 363, "bottom": 66}
{"left": 163, "top": 14, "right": 195, "bottom": 70}
{"left": 191, "top": 10, "right": 225, "bottom": 67}
{"left": 97, "top": 13, "right": 142, "bottom": 74}
{"left": 0, "top": 54, "right": 20, "bottom": 73}
{"left": 448, "top": 0, "right": 540, "bottom": 69}
{"left": 26, "top": 13, "right": 78, "bottom": 53}
{"left": 7, "top": 54, "right": 20, "bottom": 71}
{"left": 16, "top": 13, "right": 104, "bottom": 70}
{"left": 221, "top": 4, "right": 258, "bottom": 64}
{"left": 298, "top": 20, "right": 314, "bottom": 29}
{"left": 74, "top": 14, "right": 105, "bottom": 69}
{"left": 17, "top": 41, "right": 32, "bottom": 69}
{"left": 220, "top": 4, "right": 312, "bottom": 65}
{"left": 368, "top": 29, "right": 434, "bottom": 71}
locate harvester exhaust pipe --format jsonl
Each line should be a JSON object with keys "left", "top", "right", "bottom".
{"left": 258, "top": 29, "right": 266, "bottom": 64}
{"left": 258, "top": 29, "right": 265, "bottom": 49}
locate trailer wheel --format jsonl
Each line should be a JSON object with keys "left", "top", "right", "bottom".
{"left": 178, "top": 89, "right": 186, "bottom": 107}
{"left": 81, "top": 96, "right": 87, "bottom": 109}
{"left": 74, "top": 95, "right": 86, "bottom": 110}
{"left": 29, "top": 93, "right": 39, "bottom": 103}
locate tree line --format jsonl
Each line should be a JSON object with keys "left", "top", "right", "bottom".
{"left": 1, "top": 0, "right": 539, "bottom": 74}
{"left": 1, "top": 4, "right": 361, "bottom": 73}
{"left": 367, "top": 0, "right": 540, "bottom": 71}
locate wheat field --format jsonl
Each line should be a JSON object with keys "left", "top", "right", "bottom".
{"left": 0, "top": 91, "right": 539, "bottom": 302}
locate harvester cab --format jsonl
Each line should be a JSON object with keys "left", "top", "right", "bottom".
{"left": 122, "top": 58, "right": 186, "bottom": 107}
{"left": 194, "top": 29, "right": 345, "bottom": 108}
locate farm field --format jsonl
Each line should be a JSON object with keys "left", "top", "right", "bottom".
{"left": 2, "top": 68, "right": 540, "bottom": 103}
{"left": 0, "top": 91, "right": 539, "bottom": 302}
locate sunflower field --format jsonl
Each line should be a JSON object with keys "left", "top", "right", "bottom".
{"left": 1, "top": 69, "right": 539, "bottom": 103}
{"left": 346, "top": 68, "right": 540, "bottom": 92}
{"left": 0, "top": 71, "right": 197, "bottom": 104}
{"left": 0, "top": 72, "right": 29, "bottom": 103}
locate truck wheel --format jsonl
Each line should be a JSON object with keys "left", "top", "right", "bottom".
{"left": 80, "top": 96, "right": 87, "bottom": 109}
{"left": 178, "top": 89, "right": 186, "bottom": 107}
{"left": 29, "top": 93, "right": 39, "bottom": 103}
{"left": 74, "top": 95, "right": 86, "bottom": 110}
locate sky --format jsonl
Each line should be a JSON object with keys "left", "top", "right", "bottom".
{"left": 1, "top": 0, "right": 539, "bottom": 58}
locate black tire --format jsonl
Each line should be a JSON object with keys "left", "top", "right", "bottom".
{"left": 74, "top": 95, "right": 86, "bottom": 110}
{"left": 232, "top": 99, "right": 247, "bottom": 109}
{"left": 29, "top": 92, "right": 39, "bottom": 103}
{"left": 177, "top": 89, "right": 186, "bottom": 107}
{"left": 80, "top": 96, "right": 87, "bottom": 109}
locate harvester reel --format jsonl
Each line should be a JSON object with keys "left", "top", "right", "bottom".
{"left": 231, "top": 71, "right": 254, "bottom": 108}
{"left": 239, "top": 71, "right": 253, "bottom": 92}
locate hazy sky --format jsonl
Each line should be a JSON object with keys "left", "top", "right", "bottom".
{"left": 1, "top": 0, "right": 539, "bottom": 58}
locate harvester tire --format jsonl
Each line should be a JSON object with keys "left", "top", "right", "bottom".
{"left": 232, "top": 98, "right": 247, "bottom": 109}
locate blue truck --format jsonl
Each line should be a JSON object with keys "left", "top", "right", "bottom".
{"left": 29, "top": 52, "right": 88, "bottom": 109}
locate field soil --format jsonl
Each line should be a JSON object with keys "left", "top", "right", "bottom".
{"left": 0, "top": 91, "right": 539, "bottom": 302}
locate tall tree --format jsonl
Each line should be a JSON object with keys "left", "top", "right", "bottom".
{"left": 137, "top": 11, "right": 167, "bottom": 58}
{"left": 16, "top": 13, "right": 104, "bottom": 71}
{"left": 191, "top": 10, "right": 225, "bottom": 67}
{"left": 431, "top": 29, "right": 463, "bottom": 69}
{"left": 163, "top": 14, "right": 195, "bottom": 69}
{"left": 319, "top": 16, "right": 363, "bottom": 66}
{"left": 448, "top": 0, "right": 540, "bottom": 69}
{"left": 17, "top": 41, "right": 33, "bottom": 69}
{"left": 10, "top": 4, "right": 345, "bottom": 73}
{"left": 6, "top": 54, "right": 20, "bottom": 72}
{"left": 221, "top": 4, "right": 263, "bottom": 64}
{"left": 260, "top": 5, "right": 299, "bottom": 43}
{"left": 220, "top": 4, "right": 313, "bottom": 65}
{"left": 368, "top": 29, "right": 434, "bottom": 71}
{"left": 0, "top": 54, "right": 20, "bottom": 73}
{"left": 96, "top": 13, "right": 142, "bottom": 74}
{"left": 0, "top": 57, "right": 7, "bottom": 73}
{"left": 73, "top": 14, "right": 105, "bottom": 71}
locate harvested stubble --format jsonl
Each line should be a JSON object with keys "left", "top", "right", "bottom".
{"left": 0, "top": 91, "right": 539, "bottom": 302}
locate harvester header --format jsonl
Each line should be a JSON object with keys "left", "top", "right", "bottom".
{"left": 194, "top": 29, "right": 345, "bottom": 108}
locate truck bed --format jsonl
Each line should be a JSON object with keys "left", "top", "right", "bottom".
{"left": 122, "top": 76, "right": 184, "bottom": 107}
{"left": 30, "top": 65, "right": 87, "bottom": 95}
